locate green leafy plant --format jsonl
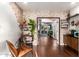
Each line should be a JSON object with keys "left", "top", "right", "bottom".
{"left": 28, "top": 18, "right": 35, "bottom": 40}
{"left": 48, "top": 25, "right": 53, "bottom": 37}
{"left": 48, "top": 30, "right": 53, "bottom": 37}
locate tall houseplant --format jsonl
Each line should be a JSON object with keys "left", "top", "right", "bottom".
{"left": 48, "top": 24, "right": 53, "bottom": 37}
{"left": 28, "top": 19, "right": 35, "bottom": 41}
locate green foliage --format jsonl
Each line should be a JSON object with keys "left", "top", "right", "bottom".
{"left": 28, "top": 18, "right": 35, "bottom": 35}
{"left": 48, "top": 25, "right": 53, "bottom": 37}
{"left": 48, "top": 30, "right": 53, "bottom": 37}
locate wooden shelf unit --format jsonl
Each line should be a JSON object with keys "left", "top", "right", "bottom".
{"left": 19, "top": 23, "right": 33, "bottom": 47}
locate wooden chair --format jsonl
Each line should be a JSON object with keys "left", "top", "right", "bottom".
{"left": 6, "top": 40, "right": 33, "bottom": 57}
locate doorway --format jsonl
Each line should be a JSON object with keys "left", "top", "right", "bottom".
{"left": 37, "top": 17, "right": 60, "bottom": 45}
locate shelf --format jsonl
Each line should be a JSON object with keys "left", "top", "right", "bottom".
{"left": 20, "top": 22, "right": 33, "bottom": 46}
{"left": 67, "top": 14, "right": 79, "bottom": 20}
{"left": 60, "top": 20, "right": 68, "bottom": 28}
{"left": 23, "top": 34, "right": 32, "bottom": 37}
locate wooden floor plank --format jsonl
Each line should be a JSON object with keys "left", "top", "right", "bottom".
{"left": 32, "top": 37, "right": 78, "bottom": 57}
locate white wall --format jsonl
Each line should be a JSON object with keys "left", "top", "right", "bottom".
{"left": 70, "top": 6, "right": 79, "bottom": 16}
{"left": 52, "top": 20, "right": 59, "bottom": 44}
{"left": 0, "top": 3, "right": 21, "bottom": 56}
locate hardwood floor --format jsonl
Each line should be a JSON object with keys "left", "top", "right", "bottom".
{"left": 32, "top": 37, "right": 78, "bottom": 57}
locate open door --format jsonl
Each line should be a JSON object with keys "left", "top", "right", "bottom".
{"left": 37, "top": 17, "right": 60, "bottom": 45}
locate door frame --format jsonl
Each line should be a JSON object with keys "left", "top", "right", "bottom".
{"left": 37, "top": 17, "right": 60, "bottom": 45}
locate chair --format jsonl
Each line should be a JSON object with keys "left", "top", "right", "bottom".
{"left": 6, "top": 40, "right": 33, "bottom": 57}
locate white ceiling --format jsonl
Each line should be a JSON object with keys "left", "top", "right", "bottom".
{"left": 16, "top": 2, "right": 79, "bottom": 12}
